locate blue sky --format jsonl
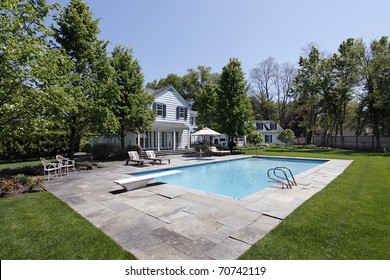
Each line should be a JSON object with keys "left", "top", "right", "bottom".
{"left": 50, "top": 0, "right": 389, "bottom": 83}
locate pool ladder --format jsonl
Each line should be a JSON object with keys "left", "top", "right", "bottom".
{"left": 267, "top": 167, "right": 297, "bottom": 189}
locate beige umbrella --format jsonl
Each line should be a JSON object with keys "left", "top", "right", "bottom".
{"left": 192, "top": 127, "right": 221, "bottom": 137}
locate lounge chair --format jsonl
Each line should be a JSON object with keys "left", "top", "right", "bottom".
{"left": 210, "top": 146, "right": 230, "bottom": 156}
{"left": 145, "top": 150, "right": 171, "bottom": 164}
{"left": 40, "top": 158, "right": 61, "bottom": 180}
{"left": 56, "top": 155, "right": 76, "bottom": 175}
{"left": 126, "top": 151, "right": 154, "bottom": 166}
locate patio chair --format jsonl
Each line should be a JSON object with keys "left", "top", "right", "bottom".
{"left": 56, "top": 155, "right": 76, "bottom": 175}
{"left": 40, "top": 158, "right": 61, "bottom": 181}
{"left": 126, "top": 151, "right": 154, "bottom": 166}
{"left": 145, "top": 150, "right": 171, "bottom": 164}
{"left": 210, "top": 146, "right": 230, "bottom": 156}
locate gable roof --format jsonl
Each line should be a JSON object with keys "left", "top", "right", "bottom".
{"left": 149, "top": 85, "right": 191, "bottom": 108}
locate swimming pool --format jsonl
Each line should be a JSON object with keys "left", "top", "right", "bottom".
{"left": 134, "top": 157, "right": 327, "bottom": 199}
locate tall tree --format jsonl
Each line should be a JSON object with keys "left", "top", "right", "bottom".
{"left": 274, "top": 63, "right": 297, "bottom": 127}
{"left": 293, "top": 47, "right": 322, "bottom": 144}
{"left": 52, "top": 0, "right": 117, "bottom": 159}
{"left": 0, "top": 0, "right": 71, "bottom": 139}
{"left": 216, "top": 58, "right": 254, "bottom": 151}
{"left": 361, "top": 37, "right": 390, "bottom": 149}
{"left": 110, "top": 46, "right": 155, "bottom": 157}
{"left": 331, "top": 38, "right": 365, "bottom": 147}
{"left": 249, "top": 57, "right": 278, "bottom": 120}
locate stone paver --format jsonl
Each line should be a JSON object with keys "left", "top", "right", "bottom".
{"left": 45, "top": 154, "right": 352, "bottom": 259}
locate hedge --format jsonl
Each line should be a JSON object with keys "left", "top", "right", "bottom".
{"left": 0, "top": 132, "right": 69, "bottom": 163}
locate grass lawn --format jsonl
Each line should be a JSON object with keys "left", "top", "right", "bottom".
{"left": 239, "top": 148, "right": 390, "bottom": 259}
{"left": 0, "top": 192, "right": 136, "bottom": 260}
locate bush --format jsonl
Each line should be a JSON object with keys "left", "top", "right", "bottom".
{"left": 0, "top": 165, "right": 44, "bottom": 177}
{"left": 0, "top": 131, "right": 69, "bottom": 162}
{"left": 384, "top": 147, "right": 390, "bottom": 155}
{"left": 91, "top": 143, "right": 117, "bottom": 160}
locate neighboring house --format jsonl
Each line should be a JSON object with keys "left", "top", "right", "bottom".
{"left": 254, "top": 120, "right": 284, "bottom": 145}
{"left": 93, "top": 85, "right": 196, "bottom": 151}
{"left": 208, "top": 121, "right": 284, "bottom": 147}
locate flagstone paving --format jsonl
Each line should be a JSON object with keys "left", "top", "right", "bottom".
{"left": 45, "top": 154, "right": 352, "bottom": 260}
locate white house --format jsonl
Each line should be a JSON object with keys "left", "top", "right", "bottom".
{"left": 254, "top": 120, "right": 284, "bottom": 145}
{"left": 93, "top": 85, "right": 196, "bottom": 151}
{"left": 206, "top": 121, "right": 284, "bottom": 147}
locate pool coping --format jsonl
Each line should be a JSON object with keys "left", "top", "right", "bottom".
{"left": 45, "top": 154, "right": 353, "bottom": 260}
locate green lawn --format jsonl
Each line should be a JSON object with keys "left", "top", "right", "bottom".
{"left": 239, "top": 148, "right": 390, "bottom": 259}
{"left": 0, "top": 192, "right": 136, "bottom": 259}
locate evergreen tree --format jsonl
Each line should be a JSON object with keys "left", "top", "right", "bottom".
{"left": 216, "top": 58, "right": 254, "bottom": 151}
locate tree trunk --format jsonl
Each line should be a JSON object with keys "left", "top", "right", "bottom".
{"left": 69, "top": 127, "right": 77, "bottom": 160}
{"left": 119, "top": 129, "right": 127, "bottom": 160}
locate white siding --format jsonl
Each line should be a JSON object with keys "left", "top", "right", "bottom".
{"left": 154, "top": 89, "right": 191, "bottom": 127}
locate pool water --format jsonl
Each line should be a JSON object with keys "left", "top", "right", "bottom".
{"left": 134, "top": 157, "right": 327, "bottom": 199}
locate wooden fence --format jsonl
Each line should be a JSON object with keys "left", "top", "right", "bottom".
{"left": 293, "top": 136, "right": 390, "bottom": 150}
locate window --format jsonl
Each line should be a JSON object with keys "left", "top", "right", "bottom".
{"left": 156, "top": 104, "right": 163, "bottom": 116}
{"left": 179, "top": 107, "right": 185, "bottom": 118}
{"left": 256, "top": 122, "right": 264, "bottom": 130}
{"left": 176, "top": 106, "right": 188, "bottom": 120}
{"left": 270, "top": 122, "right": 277, "bottom": 130}
{"left": 153, "top": 103, "right": 166, "bottom": 117}
{"left": 265, "top": 135, "right": 273, "bottom": 143}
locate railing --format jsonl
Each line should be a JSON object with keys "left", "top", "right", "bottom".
{"left": 267, "top": 167, "right": 297, "bottom": 189}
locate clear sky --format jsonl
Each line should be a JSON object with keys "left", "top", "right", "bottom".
{"left": 50, "top": 0, "right": 389, "bottom": 83}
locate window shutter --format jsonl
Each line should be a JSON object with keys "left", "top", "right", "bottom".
{"left": 152, "top": 103, "right": 156, "bottom": 111}
{"left": 184, "top": 108, "right": 188, "bottom": 120}
{"left": 163, "top": 104, "right": 166, "bottom": 118}
{"left": 176, "top": 107, "right": 179, "bottom": 120}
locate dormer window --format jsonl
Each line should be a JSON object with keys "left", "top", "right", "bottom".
{"left": 270, "top": 122, "right": 277, "bottom": 130}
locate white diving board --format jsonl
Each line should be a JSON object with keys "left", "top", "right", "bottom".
{"left": 114, "top": 170, "right": 182, "bottom": 191}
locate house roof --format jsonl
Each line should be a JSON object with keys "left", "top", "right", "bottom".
{"left": 149, "top": 85, "right": 172, "bottom": 95}
{"left": 149, "top": 85, "right": 191, "bottom": 108}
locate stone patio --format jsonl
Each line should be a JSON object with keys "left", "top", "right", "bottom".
{"left": 45, "top": 154, "right": 352, "bottom": 259}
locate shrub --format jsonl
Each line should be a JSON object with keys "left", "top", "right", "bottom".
{"left": 0, "top": 165, "right": 44, "bottom": 177}
{"left": 384, "top": 147, "right": 390, "bottom": 155}
{"left": 0, "top": 131, "right": 69, "bottom": 162}
{"left": 91, "top": 143, "right": 117, "bottom": 160}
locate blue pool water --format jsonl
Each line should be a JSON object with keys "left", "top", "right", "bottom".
{"left": 134, "top": 157, "right": 327, "bottom": 199}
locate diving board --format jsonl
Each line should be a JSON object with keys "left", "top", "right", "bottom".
{"left": 114, "top": 170, "right": 182, "bottom": 191}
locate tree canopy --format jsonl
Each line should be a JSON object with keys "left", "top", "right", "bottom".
{"left": 215, "top": 58, "right": 254, "bottom": 150}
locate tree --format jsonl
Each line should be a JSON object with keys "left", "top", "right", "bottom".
{"left": 216, "top": 58, "right": 254, "bottom": 152}
{"left": 274, "top": 63, "right": 297, "bottom": 127}
{"left": 0, "top": 0, "right": 71, "bottom": 140}
{"left": 277, "top": 129, "right": 295, "bottom": 146}
{"left": 293, "top": 47, "right": 323, "bottom": 144}
{"left": 331, "top": 38, "right": 364, "bottom": 147}
{"left": 52, "top": 0, "right": 117, "bottom": 159}
{"left": 110, "top": 46, "right": 155, "bottom": 157}
{"left": 146, "top": 66, "right": 219, "bottom": 109}
{"left": 360, "top": 37, "right": 390, "bottom": 149}
{"left": 250, "top": 57, "right": 278, "bottom": 120}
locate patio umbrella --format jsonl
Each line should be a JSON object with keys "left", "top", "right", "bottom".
{"left": 192, "top": 127, "right": 221, "bottom": 137}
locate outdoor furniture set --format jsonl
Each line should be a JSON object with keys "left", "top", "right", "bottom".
{"left": 40, "top": 155, "right": 76, "bottom": 180}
